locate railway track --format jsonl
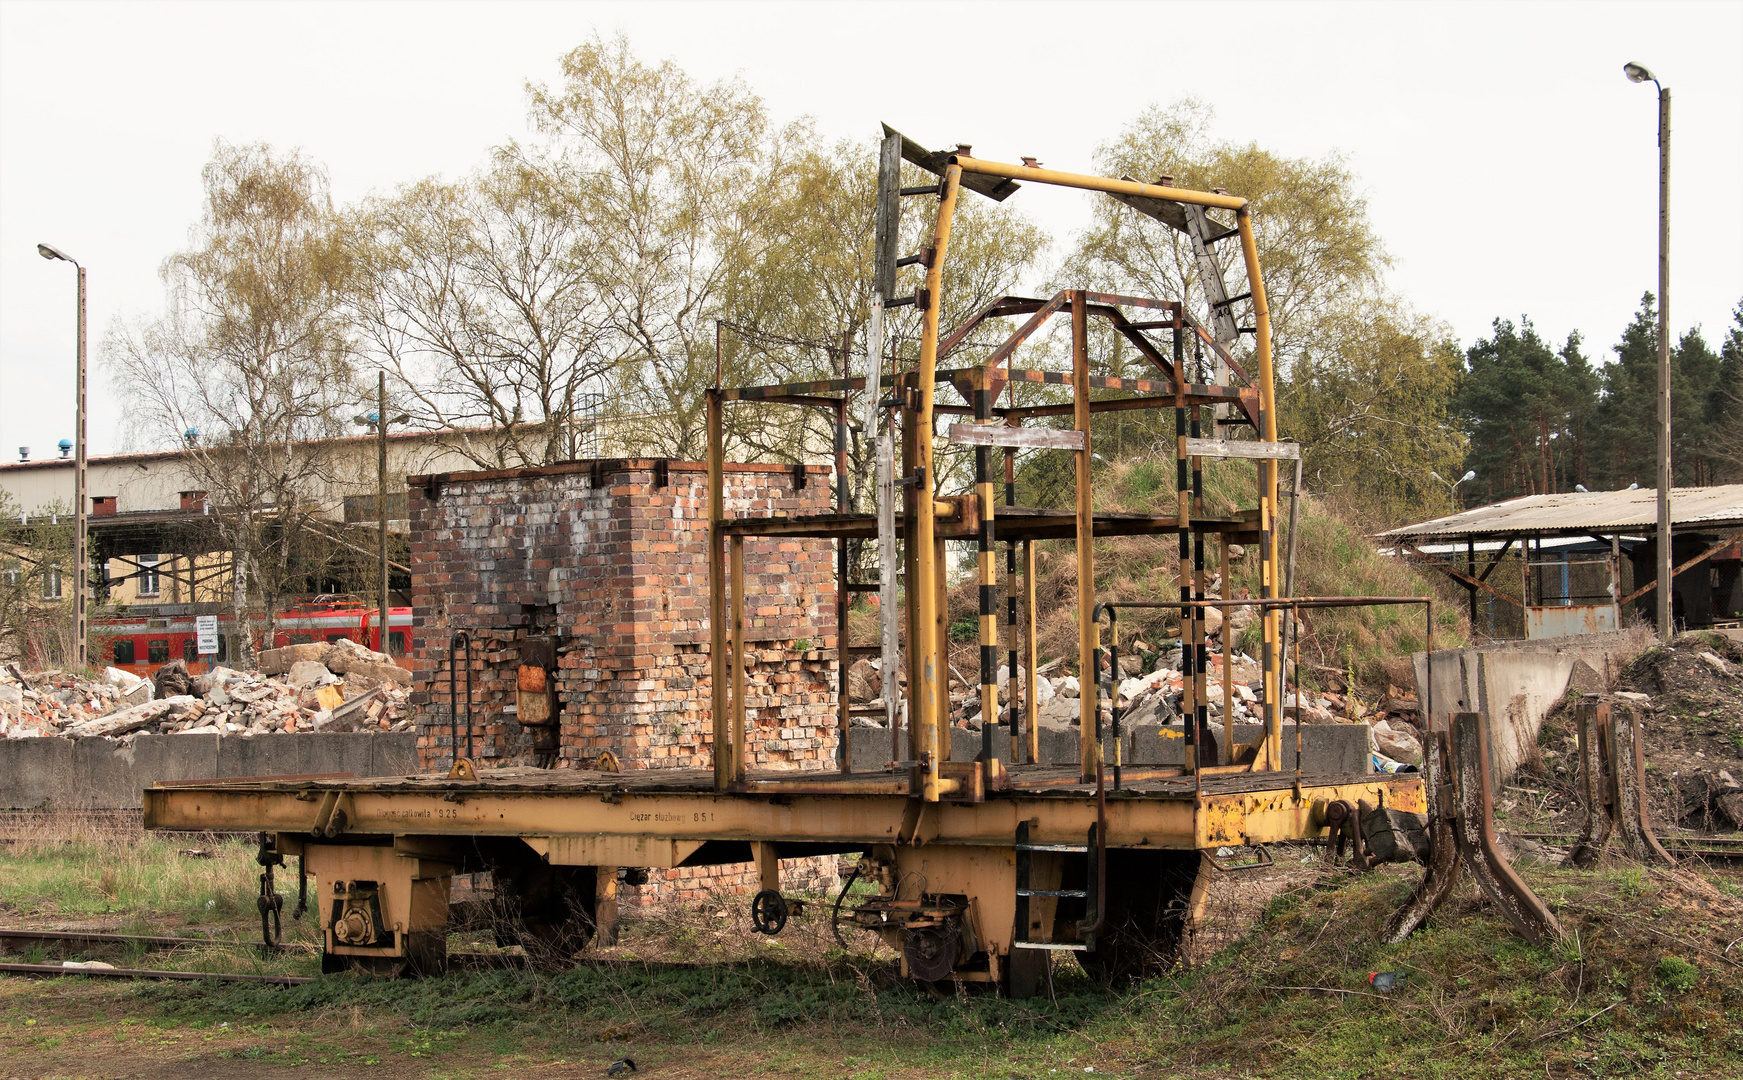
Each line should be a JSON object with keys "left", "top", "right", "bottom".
{"left": 1510, "top": 831, "right": 1743, "bottom": 861}
{"left": 0, "top": 927, "right": 709, "bottom": 985}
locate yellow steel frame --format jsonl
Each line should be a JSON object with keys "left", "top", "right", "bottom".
{"left": 706, "top": 153, "right": 1286, "bottom": 799}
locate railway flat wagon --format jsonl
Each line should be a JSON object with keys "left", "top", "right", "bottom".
{"left": 144, "top": 133, "right": 1450, "bottom": 993}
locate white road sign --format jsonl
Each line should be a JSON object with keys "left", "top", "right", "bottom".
{"left": 196, "top": 615, "right": 219, "bottom": 655}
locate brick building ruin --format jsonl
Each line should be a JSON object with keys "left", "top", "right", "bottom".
{"left": 404, "top": 458, "right": 844, "bottom": 905}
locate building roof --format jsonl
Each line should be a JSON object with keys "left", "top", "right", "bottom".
{"left": 1381, "top": 484, "right": 1743, "bottom": 542}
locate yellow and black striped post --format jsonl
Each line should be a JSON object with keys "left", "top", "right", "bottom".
{"left": 975, "top": 371, "right": 998, "bottom": 765}
{"left": 1173, "top": 321, "right": 1198, "bottom": 773}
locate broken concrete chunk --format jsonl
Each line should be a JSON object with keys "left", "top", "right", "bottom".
{"left": 286, "top": 660, "right": 335, "bottom": 688}
{"left": 257, "top": 642, "right": 329, "bottom": 676}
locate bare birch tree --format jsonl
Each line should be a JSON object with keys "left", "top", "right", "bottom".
{"left": 105, "top": 142, "right": 359, "bottom": 668}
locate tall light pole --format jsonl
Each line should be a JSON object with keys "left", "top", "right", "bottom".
{"left": 37, "top": 243, "right": 87, "bottom": 669}
{"left": 1625, "top": 61, "right": 1673, "bottom": 640}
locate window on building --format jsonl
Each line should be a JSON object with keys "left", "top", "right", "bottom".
{"left": 138, "top": 557, "right": 161, "bottom": 597}
{"left": 3, "top": 563, "right": 18, "bottom": 587}
{"left": 147, "top": 639, "right": 169, "bottom": 664}
{"left": 42, "top": 568, "right": 61, "bottom": 600}
{"left": 112, "top": 639, "right": 136, "bottom": 665}
{"left": 182, "top": 638, "right": 199, "bottom": 663}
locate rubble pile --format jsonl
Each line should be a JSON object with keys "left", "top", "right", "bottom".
{"left": 0, "top": 638, "right": 413, "bottom": 741}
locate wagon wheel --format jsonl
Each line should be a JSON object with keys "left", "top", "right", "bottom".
{"left": 1076, "top": 850, "right": 1201, "bottom": 985}
{"left": 491, "top": 862, "right": 598, "bottom": 967}
{"left": 344, "top": 953, "right": 410, "bottom": 978}
{"left": 904, "top": 925, "right": 959, "bottom": 982}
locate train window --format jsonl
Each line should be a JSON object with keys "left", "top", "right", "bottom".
{"left": 216, "top": 634, "right": 229, "bottom": 661}
{"left": 147, "top": 640, "right": 169, "bottom": 664}
{"left": 289, "top": 634, "right": 313, "bottom": 645}
{"left": 389, "top": 632, "right": 407, "bottom": 656}
{"left": 112, "top": 639, "right": 135, "bottom": 665}
{"left": 326, "top": 633, "right": 349, "bottom": 644}
{"left": 183, "top": 638, "right": 199, "bottom": 662}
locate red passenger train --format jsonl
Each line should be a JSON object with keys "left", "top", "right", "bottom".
{"left": 98, "top": 595, "right": 412, "bottom": 678}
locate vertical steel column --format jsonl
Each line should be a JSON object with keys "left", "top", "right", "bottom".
{"left": 73, "top": 264, "right": 88, "bottom": 669}
{"left": 912, "top": 164, "right": 964, "bottom": 802}
{"left": 836, "top": 348, "right": 852, "bottom": 775}
{"left": 975, "top": 372, "right": 998, "bottom": 765}
{"left": 1466, "top": 538, "right": 1478, "bottom": 628}
{"left": 730, "top": 535, "right": 747, "bottom": 783}
{"left": 1191, "top": 402, "right": 1208, "bottom": 768}
{"left": 1220, "top": 541, "right": 1234, "bottom": 766}
{"left": 1072, "top": 291, "right": 1098, "bottom": 782}
{"left": 1005, "top": 448, "right": 1019, "bottom": 765}
{"left": 708, "top": 390, "right": 730, "bottom": 790}
{"left": 1173, "top": 322, "right": 1197, "bottom": 772}
{"left": 1024, "top": 539, "right": 1039, "bottom": 765}
{"left": 1233, "top": 208, "right": 1281, "bottom": 769}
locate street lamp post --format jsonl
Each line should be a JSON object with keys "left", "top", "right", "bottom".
{"left": 1624, "top": 61, "right": 1673, "bottom": 640}
{"left": 37, "top": 243, "right": 86, "bottom": 669}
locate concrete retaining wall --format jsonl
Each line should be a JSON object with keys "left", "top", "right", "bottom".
{"left": 0, "top": 733, "right": 421, "bottom": 810}
{"left": 1412, "top": 628, "right": 1651, "bottom": 783}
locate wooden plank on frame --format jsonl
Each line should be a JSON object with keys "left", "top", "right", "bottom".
{"left": 947, "top": 424, "right": 1086, "bottom": 451}
{"left": 1181, "top": 437, "right": 1299, "bottom": 461}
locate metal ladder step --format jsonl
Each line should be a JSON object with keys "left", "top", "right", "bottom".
{"left": 1015, "top": 888, "right": 1086, "bottom": 898}
{"left": 1014, "top": 843, "right": 1087, "bottom": 853}
{"left": 1012, "top": 941, "right": 1089, "bottom": 951}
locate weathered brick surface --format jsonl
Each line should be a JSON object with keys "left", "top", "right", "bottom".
{"left": 404, "top": 458, "right": 843, "bottom": 902}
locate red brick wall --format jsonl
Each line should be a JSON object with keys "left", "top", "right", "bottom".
{"left": 405, "top": 459, "right": 840, "bottom": 772}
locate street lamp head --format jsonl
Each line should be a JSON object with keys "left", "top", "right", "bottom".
{"left": 1623, "top": 62, "right": 1656, "bottom": 84}
{"left": 1575, "top": 484, "right": 1589, "bottom": 493}
{"left": 58, "top": 439, "right": 72, "bottom": 458}
{"left": 36, "top": 242, "right": 76, "bottom": 264}
{"left": 1460, "top": 470, "right": 1476, "bottom": 483}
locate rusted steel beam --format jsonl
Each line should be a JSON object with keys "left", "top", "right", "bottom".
{"left": 1608, "top": 701, "right": 1675, "bottom": 864}
{"left": 1563, "top": 697, "right": 1615, "bottom": 868}
{"left": 1384, "top": 728, "right": 1461, "bottom": 942}
{"left": 1450, "top": 712, "right": 1564, "bottom": 944}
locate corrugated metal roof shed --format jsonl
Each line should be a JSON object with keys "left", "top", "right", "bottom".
{"left": 1382, "top": 484, "right": 1743, "bottom": 540}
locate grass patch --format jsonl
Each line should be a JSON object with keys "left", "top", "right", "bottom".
{"left": 5, "top": 821, "right": 1739, "bottom": 1077}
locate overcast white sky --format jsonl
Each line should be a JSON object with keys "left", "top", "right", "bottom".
{"left": 2, "top": 0, "right": 1739, "bottom": 462}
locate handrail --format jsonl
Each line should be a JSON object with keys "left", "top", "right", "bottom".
{"left": 448, "top": 630, "right": 472, "bottom": 770}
